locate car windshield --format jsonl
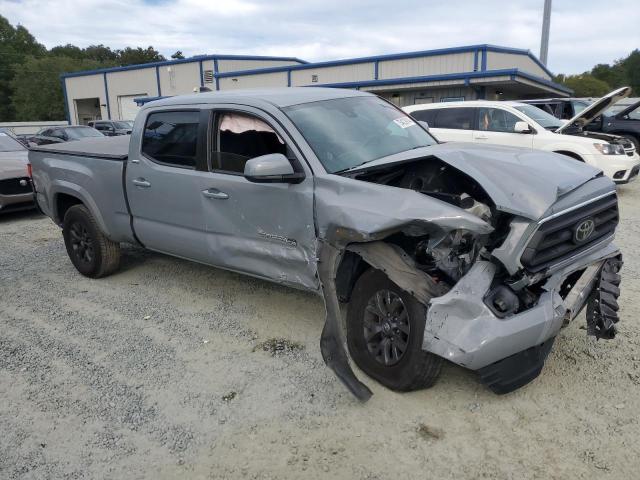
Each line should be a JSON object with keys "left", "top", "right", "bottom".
{"left": 65, "top": 127, "right": 104, "bottom": 139}
{"left": 284, "top": 96, "right": 437, "bottom": 173}
{"left": 513, "top": 104, "right": 564, "bottom": 130}
{"left": 0, "top": 132, "right": 26, "bottom": 152}
{"left": 114, "top": 121, "right": 131, "bottom": 129}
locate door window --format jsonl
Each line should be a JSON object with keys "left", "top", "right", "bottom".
{"left": 433, "top": 108, "right": 474, "bottom": 130}
{"left": 141, "top": 111, "right": 199, "bottom": 168}
{"left": 478, "top": 107, "right": 520, "bottom": 133}
{"left": 212, "top": 112, "right": 287, "bottom": 174}
{"left": 410, "top": 109, "right": 437, "bottom": 125}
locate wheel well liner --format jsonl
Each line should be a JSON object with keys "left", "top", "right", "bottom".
{"left": 553, "top": 150, "right": 583, "bottom": 161}
{"left": 55, "top": 193, "right": 83, "bottom": 224}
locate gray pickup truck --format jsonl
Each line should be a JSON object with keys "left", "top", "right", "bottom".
{"left": 30, "top": 88, "right": 623, "bottom": 401}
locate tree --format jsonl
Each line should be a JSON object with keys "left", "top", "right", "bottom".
{"left": 556, "top": 74, "right": 611, "bottom": 97}
{"left": 10, "top": 56, "right": 104, "bottom": 121}
{"left": 171, "top": 51, "right": 185, "bottom": 59}
{"left": 117, "top": 46, "right": 165, "bottom": 65}
{"left": 621, "top": 49, "right": 640, "bottom": 95}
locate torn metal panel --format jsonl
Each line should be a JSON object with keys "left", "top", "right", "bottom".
{"left": 346, "top": 242, "right": 449, "bottom": 304}
{"left": 317, "top": 240, "right": 373, "bottom": 402}
{"left": 423, "top": 243, "right": 621, "bottom": 370}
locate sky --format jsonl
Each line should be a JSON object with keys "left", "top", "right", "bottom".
{"left": 1, "top": 0, "right": 639, "bottom": 75}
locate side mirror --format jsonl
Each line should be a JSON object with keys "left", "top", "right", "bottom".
{"left": 514, "top": 121, "right": 533, "bottom": 134}
{"left": 418, "top": 120, "right": 430, "bottom": 132}
{"left": 244, "top": 153, "right": 305, "bottom": 184}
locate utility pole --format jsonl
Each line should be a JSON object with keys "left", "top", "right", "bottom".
{"left": 540, "top": 0, "right": 552, "bottom": 65}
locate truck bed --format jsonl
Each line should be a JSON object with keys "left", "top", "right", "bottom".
{"left": 29, "top": 135, "right": 130, "bottom": 159}
{"left": 29, "top": 136, "right": 136, "bottom": 243}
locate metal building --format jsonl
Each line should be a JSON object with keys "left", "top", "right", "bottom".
{"left": 61, "top": 44, "right": 571, "bottom": 125}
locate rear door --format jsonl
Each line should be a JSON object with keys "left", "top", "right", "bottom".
{"left": 473, "top": 107, "right": 534, "bottom": 149}
{"left": 125, "top": 108, "right": 212, "bottom": 263}
{"left": 200, "top": 106, "right": 318, "bottom": 290}
{"left": 427, "top": 107, "right": 475, "bottom": 143}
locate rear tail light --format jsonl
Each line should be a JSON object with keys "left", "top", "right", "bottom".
{"left": 27, "top": 163, "right": 33, "bottom": 178}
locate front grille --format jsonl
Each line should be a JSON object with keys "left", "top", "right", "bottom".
{"left": 521, "top": 194, "right": 618, "bottom": 272}
{"left": 0, "top": 177, "right": 32, "bottom": 195}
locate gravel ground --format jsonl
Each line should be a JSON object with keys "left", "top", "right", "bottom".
{"left": 1, "top": 181, "right": 639, "bottom": 480}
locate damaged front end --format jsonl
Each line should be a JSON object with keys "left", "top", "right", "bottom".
{"left": 314, "top": 152, "right": 623, "bottom": 400}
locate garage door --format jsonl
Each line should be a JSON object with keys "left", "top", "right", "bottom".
{"left": 118, "top": 94, "right": 146, "bottom": 120}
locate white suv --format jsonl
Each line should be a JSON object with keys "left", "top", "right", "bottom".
{"left": 404, "top": 94, "right": 640, "bottom": 184}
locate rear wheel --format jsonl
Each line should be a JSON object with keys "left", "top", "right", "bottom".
{"left": 62, "top": 205, "right": 120, "bottom": 278}
{"left": 347, "top": 268, "right": 443, "bottom": 391}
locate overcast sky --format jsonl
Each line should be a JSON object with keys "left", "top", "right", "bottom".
{"left": 2, "top": 0, "right": 639, "bottom": 74}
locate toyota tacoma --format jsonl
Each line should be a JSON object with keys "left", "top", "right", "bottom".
{"left": 29, "top": 88, "right": 624, "bottom": 401}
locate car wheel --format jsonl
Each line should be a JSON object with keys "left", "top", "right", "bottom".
{"left": 347, "top": 268, "right": 443, "bottom": 391}
{"left": 62, "top": 205, "right": 120, "bottom": 278}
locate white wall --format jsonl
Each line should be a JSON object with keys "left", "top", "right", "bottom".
{"left": 290, "top": 62, "right": 374, "bottom": 86}
{"left": 378, "top": 52, "right": 475, "bottom": 79}
{"left": 486, "top": 52, "right": 550, "bottom": 79}
{"left": 64, "top": 74, "right": 107, "bottom": 124}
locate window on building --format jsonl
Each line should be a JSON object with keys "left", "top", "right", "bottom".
{"left": 477, "top": 107, "right": 520, "bottom": 132}
{"left": 440, "top": 96, "right": 465, "bottom": 102}
{"left": 141, "top": 111, "right": 199, "bottom": 168}
{"left": 212, "top": 112, "right": 287, "bottom": 174}
{"left": 433, "top": 108, "right": 474, "bottom": 130}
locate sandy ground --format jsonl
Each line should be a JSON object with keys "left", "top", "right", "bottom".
{"left": 1, "top": 181, "right": 639, "bottom": 480}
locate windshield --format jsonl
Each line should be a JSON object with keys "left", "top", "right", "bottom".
{"left": 513, "top": 104, "right": 564, "bottom": 130}
{"left": 114, "top": 121, "right": 131, "bottom": 129}
{"left": 0, "top": 132, "right": 26, "bottom": 152}
{"left": 284, "top": 96, "right": 437, "bottom": 173}
{"left": 66, "top": 127, "right": 104, "bottom": 139}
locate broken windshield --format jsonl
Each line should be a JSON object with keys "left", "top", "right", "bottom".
{"left": 284, "top": 96, "right": 436, "bottom": 173}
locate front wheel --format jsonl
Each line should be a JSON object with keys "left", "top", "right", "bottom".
{"left": 621, "top": 134, "right": 640, "bottom": 153}
{"left": 347, "top": 268, "right": 443, "bottom": 391}
{"left": 62, "top": 205, "right": 121, "bottom": 278}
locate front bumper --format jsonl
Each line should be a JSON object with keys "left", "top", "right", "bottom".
{"left": 423, "top": 242, "right": 622, "bottom": 374}
{"left": 584, "top": 152, "right": 640, "bottom": 183}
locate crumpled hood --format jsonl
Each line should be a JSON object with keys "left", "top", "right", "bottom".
{"left": 0, "top": 150, "right": 29, "bottom": 179}
{"left": 349, "top": 142, "right": 602, "bottom": 220}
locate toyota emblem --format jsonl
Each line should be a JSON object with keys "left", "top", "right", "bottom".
{"left": 574, "top": 218, "right": 595, "bottom": 243}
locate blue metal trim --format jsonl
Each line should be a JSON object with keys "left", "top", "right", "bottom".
{"left": 213, "top": 58, "right": 220, "bottom": 91}
{"left": 473, "top": 50, "right": 479, "bottom": 71}
{"left": 103, "top": 73, "right": 111, "bottom": 119}
{"left": 481, "top": 47, "right": 487, "bottom": 71}
{"left": 60, "top": 76, "right": 70, "bottom": 123}
{"left": 199, "top": 61, "right": 204, "bottom": 87}
{"left": 374, "top": 61, "right": 379, "bottom": 80}
{"left": 60, "top": 54, "right": 307, "bottom": 79}
{"left": 287, "top": 70, "right": 292, "bottom": 87}
{"left": 155, "top": 66, "right": 161, "bottom": 96}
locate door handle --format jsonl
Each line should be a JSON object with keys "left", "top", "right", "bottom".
{"left": 202, "top": 188, "right": 229, "bottom": 200}
{"left": 475, "top": 134, "right": 488, "bottom": 140}
{"left": 132, "top": 178, "right": 151, "bottom": 188}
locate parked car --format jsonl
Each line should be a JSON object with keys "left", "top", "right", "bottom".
{"left": 0, "top": 130, "right": 34, "bottom": 213}
{"left": 404, "top": 89, "right": 640, "bottom": 184}
{"left": 521, "top": 89, "right": 640, "bottom": 152}
{"left": 30, "top": 88, "right": 624, "bottom": 400}
{"left": 30, "top": 126, "right": 104, "bottom": 146}
{"left": 88, "top": 120, "right": 133, "bottom": 136}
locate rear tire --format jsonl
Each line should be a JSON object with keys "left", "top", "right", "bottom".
{"left": 62, "top": 205, "right": 120, "bottom": 278}
{"left": 347, "top": 268, "right": 443, "bottom": 391}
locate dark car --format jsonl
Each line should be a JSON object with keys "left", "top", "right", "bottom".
{"left": 88, "top": 120, "right": 133, "bottom": 136}
{"left": 30, "top": 126, "right": 104, "bottom": 146}
{"left": 522, "top": 92, "right": 640, "bottom": 151}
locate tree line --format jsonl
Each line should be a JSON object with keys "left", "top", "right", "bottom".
{"left": 0, "top": 14, "right": 638, "bottom": 122}
{"left": 0, "top": 15, "right": 183, "bottom": 121}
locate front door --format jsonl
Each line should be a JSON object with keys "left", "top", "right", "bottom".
{"left": 200, "top": 107, "right": 318, "bottom": 291}
{"left": 126, "top": 109, "right": 212, "bottom": 263}
{"left": 473, "top": 107, "right": 534, "bottom": 149}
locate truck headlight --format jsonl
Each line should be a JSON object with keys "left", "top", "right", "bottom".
{"left": 594, "top": 143, "right": 625, "bottom": 155}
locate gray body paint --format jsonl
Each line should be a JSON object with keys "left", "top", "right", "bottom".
{"left": 29, "top": 88, "right": 623, "bottom": 400}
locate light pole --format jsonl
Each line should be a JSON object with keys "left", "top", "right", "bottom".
{"left": 540, "top": 0, "right": 552, "bottom": 65}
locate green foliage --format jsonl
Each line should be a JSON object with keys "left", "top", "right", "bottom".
{"left": 555, "top": 49, "right": 640, "bottom": 97}
{"left": 171, "top": 51, "right": 185, "bottom": 59}
{"left": 0, "top": 14, "right": 165, "bottom": 121}
{"left": 553, "top": 74, "right": 611, "bottom": 97}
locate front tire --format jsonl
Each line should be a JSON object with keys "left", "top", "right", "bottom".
{"left": 621, "top": 134, "right": 640, "bottom": 153}
{"left": 62, "top": 205, "right": 120, "bottom": 278}
{"left": 347, "top": 268, "right": 443, "bottom": 391}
